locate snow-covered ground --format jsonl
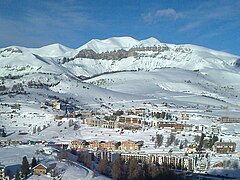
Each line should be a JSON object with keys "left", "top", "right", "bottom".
{"left": 0, "top": 144, "right": 109, "bottom": 180}
{"left": 1, "top": 36, "right": 240, "bottom": 179}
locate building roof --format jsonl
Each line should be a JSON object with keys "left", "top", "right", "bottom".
{"left": 32, "top": 163, "right": 48, "bottom": 170}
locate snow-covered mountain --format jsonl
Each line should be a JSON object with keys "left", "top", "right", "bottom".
{"left": 0, "top": 36, "right": 240, "bottom": 109}
{"left": 77, "top": 37, "right": 161, "bottom": 53}
{"left": 1, "top": 36, "right": 239, "bottom": 77}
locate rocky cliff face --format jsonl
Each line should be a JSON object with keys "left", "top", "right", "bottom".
{"left": 73, "top": 45, "right": 174, "bottom": 60}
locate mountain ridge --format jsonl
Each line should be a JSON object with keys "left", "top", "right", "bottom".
{"left": 1, "top": 36, "right": 240, "bottom": 111}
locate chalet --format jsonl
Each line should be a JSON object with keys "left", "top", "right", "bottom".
{"left": 52, "top": 102, "right": 61, "bottom": 110}
{"left": 214, "top": 142, "right": 236, "bottom": 154}
{"left": 33, "top": 163, "right": 48, "bottom": 176}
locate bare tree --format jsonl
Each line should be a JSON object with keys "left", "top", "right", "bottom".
{"left": 57, "top": 150, "right": 68, "bottom": 160}
{"left": 112, "top": 157, "right": 125, "bottom": 180}
{"left": 174, "top": 138, "right": 180, "bottom": 146}
{"left": 155, "top": 134, "right": 164, "bottom": 147}
{"left": 166, "top": 134, "right": 175, "bottom": 147}
{"left": 99, "top": 158, "right": 109, "bottom": 176}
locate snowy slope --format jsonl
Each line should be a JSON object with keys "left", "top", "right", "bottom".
{"left": 0, "top": 36, "right": 240, "bottom": 109}
{"left": 84, "top": 68, "right": 240, "bottom": 107}
{"left": 76, "top": 36, "right": 161, "bottom": 53}
{"left": 64, "top": 37, "right": 239, "bottom": 77}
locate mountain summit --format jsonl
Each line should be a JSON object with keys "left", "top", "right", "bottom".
{"left": 77, "top": 36, "right": 161, "bottom": 53}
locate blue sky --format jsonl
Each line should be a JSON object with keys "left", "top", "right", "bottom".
{"left": 0, "top": 0, "right": 239, "bottom": 55}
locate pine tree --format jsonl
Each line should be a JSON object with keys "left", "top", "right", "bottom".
{"left": 6, "top": 169, "right": 12, "bottom": 179}
{"left": 31, "top": 157, "right": 38, "bottom": 168}
{"left": 21, "top": 156, "right": 30, "bottom": 178}
{"left": 155, "top": 134, "right": 164, "bottom": 147}
{"left": 58, "top": 150, "right": 68, "bottom": 160}
{"left": 15, "top": 170, "right": 21, "bottom": 180}
{"left": 32, "top": 126, "right": 36, "bottom": 134}
{"left": 37, "top": 126, "right": 41, "bottom": 132}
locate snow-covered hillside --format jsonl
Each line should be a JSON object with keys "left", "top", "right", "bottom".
{"left": 0, "top": 36, "right": 240, "bottom": 109}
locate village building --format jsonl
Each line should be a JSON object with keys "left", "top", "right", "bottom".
{"left": 0, "top": 164, "right": 5, "bottom": 180}
{"left": 94, "top": 150, "right": 120, "bottom": 162}
{"left": 81, "top": 111, "right": 92, "bottom": 122}
{"left": 219, "top": 117, "right": 240, "bottom": 123}
{"left": 117, "top": 115, "right": 142, "bottom": 125}
{"left": 103, "top": 119, "right": 116, "bottom": 129}
{"left": 211, "top": 125, "right": 221, "bottom": 135}
{"left": 121, "top": 152, "right": 196, "bottom": 171}
{"left": 193, "top": 125, "right": 204, "bottom": 133}
{"left": 0, "top": 140, "right": 21, "bottom": 146}
{"left": 83, "top": 115, "right": 104, "bottom": 127}
{"left": 180, "top": 113, "right": 191, "bottom": 120}
{"left": 117, "top": 123, "right": 142, "bottom": 130}
{"left": 33, "top": 163, "right": 48, "bottom": 176}
{"left": 214, "top": 142, "right": 236, "bottom": 154}
{"left": 69, "top": 140, "right": 88, "bottom": 151}
{"left": 88, "top": 141, "right": 100, "bottom": 151}
{"left": 183, "top": 124, "right": 193, "bottom": 132}
{"left": 54, "top": 115, "right": 64, "bottom": 120}
{"left": 133, "top": 108, "right": 147, "bottom": 116}
{"left": 121, "top": 152, "right": 148, "bottom": 162}
{"left": 99, "top": 141, "right": 119, "bottom": 151}
{"left": 187, "top": 144, "right": 197, "bottom": 154}
{"left": 52, "top": 102, "right": 61, "bottom": 110}
{"left": 212, "top": 162, "right": 224, "bottom": 168}
{"left": 158, "top": 122, "right": 184, "bottom": 131}
{"left": 42, "top": 147, "right": 54, "bottom": 155}
{"left": 119, "top": 141, "right": 143, "bottom": 151}
{"left": 10, "top": 103, "right": 21, "bottom": 110}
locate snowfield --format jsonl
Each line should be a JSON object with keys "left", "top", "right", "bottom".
{"left": 1, "top": 36, "right": 240, "bottom": 179}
